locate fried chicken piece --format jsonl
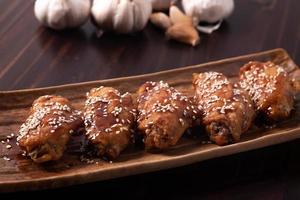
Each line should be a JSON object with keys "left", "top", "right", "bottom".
{"left": 137, "top": 81, "right": 201, "bottom": 150}
{"left": 289, "top": 69, "right": 300, "bottom": 94}
{"left": 17, "top": 95, "right": 83, "bottom": 163}
{"left": 239, "top": 61, "right": 295, "bottom": 122}
{"left": 193, "top": 72, "right": 255, "bottom": 145}
{"left": 84, "top": 87, "right": 137, "bottom": 160}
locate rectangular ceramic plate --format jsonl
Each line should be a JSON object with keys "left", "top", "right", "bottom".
{"left": 0, "top": 49, "right": 299, "bottom": 192}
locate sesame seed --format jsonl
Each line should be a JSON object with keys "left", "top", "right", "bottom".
{"left": 179, "top": 118, "right": 185, "bottom": 126}
{"left": 3, "top": 156, "right": 10, "bottom": 161}
{"left": 6, "top": 135, "right": 13, "bottom": 139}
{"left": 105, "top": 128, "right": 111, "bottom": 133}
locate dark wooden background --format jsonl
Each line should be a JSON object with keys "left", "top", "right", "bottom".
{"left": 1, "top": 0, "right": 300, "bottom": 199}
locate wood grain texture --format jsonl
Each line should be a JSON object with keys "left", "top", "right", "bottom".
{"left": 0, "top": 49, "right": 299, "bottom": 192}
{"left": 0, "top": 0, "right": 300, "bottom": 92}
{"left": 1, "top": 0, "right": 300, "bottom": 198}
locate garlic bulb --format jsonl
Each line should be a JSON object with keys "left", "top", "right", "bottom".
{"left": 34, "top": 0, "right": 91, "bottom": 30}
{"left": 91, "top": 0, "right": 152, "bottom": 34}
{"left": 182, "top": 0, "right": 234, "bottom": 23}
{"left": 150, "top": 0, "right": 176, "bottom": 11}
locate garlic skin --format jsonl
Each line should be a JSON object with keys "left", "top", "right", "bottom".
{"left": 182, "top": 0, "right": 234, "bottom": 23}
{"left": 150, "top": 0, "right": 176, "bottom": 11}
{"left": 34, "top": 0, "right": 91, "bottom": 30}
{"left": 91, "top": 0, "right": 152, "bottom": 34}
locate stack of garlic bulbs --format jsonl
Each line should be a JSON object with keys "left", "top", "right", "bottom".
{"left": 34, "top": 0, "right": 153, "bottom": 34}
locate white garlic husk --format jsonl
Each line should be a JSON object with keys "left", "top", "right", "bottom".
{"left": 34, "top": 0, "right": 91, "bottom": 30}
{"left": 150, "top": 0, "right": 176, "bottom": 11}
{"left": 182, "top": 0, "right": 234, "bottom": 24}
{"left": 91, "top": 0, "right": 152, "bottom": 34}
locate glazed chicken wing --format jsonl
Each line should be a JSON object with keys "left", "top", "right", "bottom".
{"left": 239, "top": 61, "right": 295, "bottom": 122}
{"left": 17, "top": 95, "right": 83, "bottom": 163}
{"left": 84, "top": 87, "right": 137, "bottom": 160}
{"left": 290, "top": 69, "right": 300, "bottom": 93}
{"left": 137, "top": 81, "right": 201, "bottom": 150}
{"left": 193, "top": 72, "right": 255, "bottom": 145}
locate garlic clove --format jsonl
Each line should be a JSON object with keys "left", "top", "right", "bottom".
{"left": 169, "top": 5, "right": 193, "bottom": 25}
{"left": 113, "top": 0, "right": 134, "bottom": 34}
{"left": 133, "top": 0, "right": 153, "bottom": 32}
{"left": 91, "top": 0, "right": 118, "bottom": 31}
{"left": 47, "top": 0, "right": 69, "bottom": 30}
{"left": 150, "top": 12, "right": 172, "bottom": 30}
{"left": 65, "top": 0, "right": 91, "bottom": 27}
{"left": 34, "top": 0, "right": 50, "bottom": 25}
{"left": 166, "top": 23, "right": 200, "bottom": 46}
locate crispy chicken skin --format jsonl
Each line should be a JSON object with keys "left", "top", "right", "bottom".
{"left": 17, "top": 95, "right": 83, "bottom": 163}
{"left": 239, "top": 61, "right": 295, "bottom": 122}
{"left": 290, "top": 69, "right": 300, "bottom": 93}
{"left": 84, "top": 87, "right": 137, "bottom": 160}
{"left": 137, "top": 81, "right": 201, "bottom": 150}
{"left": 193, "top": 72, "right": 255, "bottom": 145}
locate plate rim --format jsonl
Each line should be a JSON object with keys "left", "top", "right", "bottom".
{"left": 1, "top": 48, "right": 299, "bottom": 192}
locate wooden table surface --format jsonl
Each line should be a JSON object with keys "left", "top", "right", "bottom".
{"left": 1, "top": 0, "right": 300, "bottom": 198}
